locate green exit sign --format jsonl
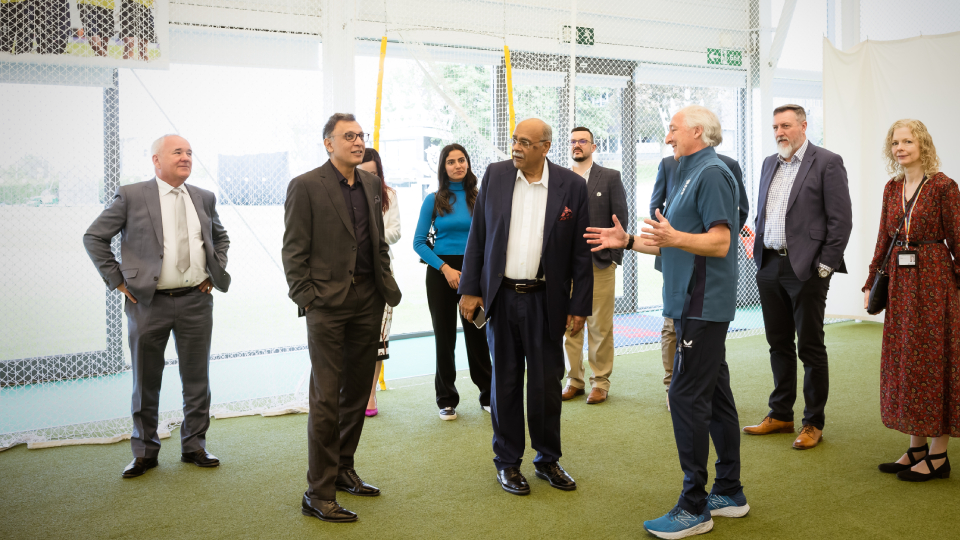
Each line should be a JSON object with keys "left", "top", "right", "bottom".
{"left": 562, "top": 26, "right": 595, "bottom": 45}
{"left": 707, "top": 48, "right": 743, "bottom": 66}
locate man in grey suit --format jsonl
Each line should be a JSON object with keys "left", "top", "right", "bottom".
{"left": 562, "top": 126, "right": 628, "bottom": 405}
{"left": 742, "top": 104, "right": 852, "bottom": 450}
{"left": 84, "top": 134, "right": 230, "bottom": 478}
{"left": 282, "top": 113, "right": 402, "bottom": 523}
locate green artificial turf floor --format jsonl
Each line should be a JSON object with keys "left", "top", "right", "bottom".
{"left": 1, "top": 321, "right": 958, "bottom": 540}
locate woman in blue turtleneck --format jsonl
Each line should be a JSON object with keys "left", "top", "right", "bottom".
{"left": 413, "top": 144, "right": 492, "bottom": 421}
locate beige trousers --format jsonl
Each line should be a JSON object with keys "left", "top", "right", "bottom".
{"left": 661, "top": 317, "right": 676, "bottom": 392}
{"left": 564, "top": 263, "right": 616, "bottom": 391}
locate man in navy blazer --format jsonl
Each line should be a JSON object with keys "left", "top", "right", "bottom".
{"left": 742, "top": 104, "right": 852, "bottom": 450}
{"left": 459, "top": 118, "right": 593, "bottom": 496}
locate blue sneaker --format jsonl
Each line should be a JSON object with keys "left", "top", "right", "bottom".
{"left": 707, "top": 491, "right": 750, "bottom": 518}
{"left": 643, "top": 506, "right": 714, "bottom": 539}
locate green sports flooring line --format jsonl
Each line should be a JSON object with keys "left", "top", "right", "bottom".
{"left": 1, "top": 321, "right": 958, "bottom": 539}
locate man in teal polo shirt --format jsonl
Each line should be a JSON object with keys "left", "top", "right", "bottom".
{"left": 586, "top": 105, "right": 747, "bottom": 539}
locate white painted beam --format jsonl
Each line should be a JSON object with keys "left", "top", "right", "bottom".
{"left": 766, "top": 0, "right": 798, "bottom": 70}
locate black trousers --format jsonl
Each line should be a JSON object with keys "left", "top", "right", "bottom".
{"left": 125, "top": 288, "right": 214, "bottom": 458}
{"left": 305, "top": 279, "right": 385, "bottom": 501}
{"left": 757, "top": 250, "right": 831, "bottom": 430}
{"left": 29, "top": 0, "right": 69, "bottom": 54}
{"left": 426, "top": 255, "right": 492, "bottom": 409}
{"left": 487, "top": 288, "right": 564, "bottom": 471}
{"left": 669, "top": 318, "right": 742, "bottom": 516}
{"left": 0, "top": 2, "right": 29, "bottom": 54}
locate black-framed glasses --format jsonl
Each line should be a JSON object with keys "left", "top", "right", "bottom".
{"left": 329, "top": 131, "right": 368, "bottom": 143}
{"left": 570, "top": 138, "right": 591, "bottom": 147}
{"left": 511, "top": 137, "right": 548, "bottom": 149}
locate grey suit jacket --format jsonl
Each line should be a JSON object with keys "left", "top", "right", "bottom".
{"left": 584, "top": 164, "right": 629, "bottom": 269}
{"left": 754, "top": 142, "right": 853, "bottom": 281}
{"left": 282, "top": 160, "right": 401, "bottom": 313}
{"left": 83, "top": 178, "right": 231, "bottom": 308}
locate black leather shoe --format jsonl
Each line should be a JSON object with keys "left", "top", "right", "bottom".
{"left": 181, "top": 449, "right": 220, "bottom": 467}
{"left": 301, "top": 494, "right": 357, "bottom": 523}
{"left": 335, "top": 468, "right": 380, "bottom": 496}
{"left": 496, "top": 467, "right": 530, "bottom": 495}
{"left": 534, "top": 462, "right": 577, "bottom": 491}
{"left": 121, "top": 457, "right": 158, "bottom": 478}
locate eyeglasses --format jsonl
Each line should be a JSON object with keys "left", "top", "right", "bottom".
{"left": 328, "top": 131, "right": 368, "bottom": 143}
{"left": 570, "top": 139, "right": 591, "bottom": 147}
{"left": 511, "top": 137, "right": 549, "bottom": 149}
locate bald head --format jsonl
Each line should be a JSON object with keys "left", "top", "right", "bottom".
{"left": 511, "top": 118, "right": 553, "bottom": 178}
{"left": 151, "top": 134, "right": 193, "bottom": 187}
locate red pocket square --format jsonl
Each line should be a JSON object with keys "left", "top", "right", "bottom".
{"left": 559, "top": 207, "right": 573, "bottom": 221}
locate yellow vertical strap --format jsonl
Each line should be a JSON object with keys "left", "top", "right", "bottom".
{"left": 374, "top": 36, "right": 388, "bottom": 152}
{"left": 504, "top": 45, "right": 516, "bottom": 137}
{"left": 378, "top": 364, "right": 386, "bottom": 390}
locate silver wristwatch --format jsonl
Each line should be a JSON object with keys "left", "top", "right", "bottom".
{"left": 818, "top": 264, "right": 833, "bottom": 278}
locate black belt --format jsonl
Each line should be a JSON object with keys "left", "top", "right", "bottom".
{"left": 501, "top": 277, "right": 545, "bottom": 294}
{"left": 156, "top": 286, "right": 195, "bottom": 297}
{"left": 351, "top": 274, "right": 371, "bottom": 284}
{"left": 894, "top": 239, "right": 944, "bottom": 247}
{"left": 764, "top": 247, "right": 789, "bottom": 257}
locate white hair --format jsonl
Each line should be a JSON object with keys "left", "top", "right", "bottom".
{"left": 678, "top": 106, "right": 723, "bottom": 147}
{"left": 150, "top": 134, "right": 180, "bottom": 158}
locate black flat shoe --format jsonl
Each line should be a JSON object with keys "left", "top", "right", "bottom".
{"left": 301, "top": 494, "right": 357, "bottom": 523}
{"left": 181, "top": 449, "right": 220, "bottom": 467}
{"left": 121, "top": 457, "right": 158, "bottom": 478}
{"left": 879, "top": 444, "right": 928, "bottom": 474}
{"left": 335, "top": 468, "right": 380, "bottom": 496}
{"left": 897, "top": 452, "right": 951, "bottom": 482}
{"left": 534, "top": 462, "right": 577, "bottom": 491}
{"left": 497, "top": 467, "right": 530, "bottom": 495}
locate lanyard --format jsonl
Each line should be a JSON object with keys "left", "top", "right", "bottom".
{"left": 901, "top": 176, "right": 928, "bottom": 243}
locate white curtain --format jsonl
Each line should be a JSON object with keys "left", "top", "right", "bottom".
{"left": 822, "top": 32, "right": 960, "bottom": 320}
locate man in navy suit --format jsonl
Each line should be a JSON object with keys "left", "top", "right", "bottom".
{"left": 459, "top": 118, "right": 593, "bottom": 496}
{"left": 742, "top": 104, "right": 852, "bottom": 450}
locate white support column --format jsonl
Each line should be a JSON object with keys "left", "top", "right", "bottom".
{"left": 841, "top": 0, "right": 861, "bottom": 50}
{"left": 568, "top": 0, "right": 577, "bottom": 140}
{"left": 322, "top": 0, "right": 356, "bottom": 118}
{"left": 759, "top": 0, "right": 775, "bottom": 160}
{"left": 826, "top": 0, "right": 838, "bottom": 46}
{"left": 767, "top": 0, "right": 797, "bottom": 71}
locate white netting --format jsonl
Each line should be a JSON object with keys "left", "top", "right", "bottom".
{"left": 4, "top": 0, "right": 955, "bottom": 450}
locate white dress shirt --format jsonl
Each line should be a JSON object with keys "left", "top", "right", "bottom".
{"left": 575, "top": 164, "right": 592, "bottom": 181}
{"left": 763, "top": 139, "right": 809, "bottom": 249}
{"left": 505, "top": 161, "right": 549, "bottom": 280}
{"left": 156, "top": 178, "right": 208, "bottom": 290}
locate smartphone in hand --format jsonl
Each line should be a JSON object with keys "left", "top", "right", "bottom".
{"left": 472, "top": 306, "right": 488, "bottom": 329}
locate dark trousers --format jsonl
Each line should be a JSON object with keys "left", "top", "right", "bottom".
{"left": 757, "top": 250, "right": 831, "bottom": 429}
{"left": 669, "top": 318, "right": 742, "bottom": 516}
{"left": 487, "top": 288, "right": 564, "bottom": 471}
{"left": 426, "top": 254, "right": 492, "bottom": 409}
{"left": 0, "top": 2, "right": 29, "bottom": 54}
{"left": 305, "top": 280, "right": 385, "bottom": 501}
{"left": 30, "top": 0, "right": 69, "bottom": 54}
{"left": 125, "top": 289, "right": 214, "bottom": 458}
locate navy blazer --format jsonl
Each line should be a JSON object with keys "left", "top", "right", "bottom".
{"left": 459, "top": 159, "right": 594, "bottom": 341}
{"left": 754, "top": 142, "right": 853, "bottom": 281}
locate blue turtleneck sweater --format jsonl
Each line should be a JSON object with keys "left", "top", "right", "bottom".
{"left": 413, "top": 181, "right": 473, "bottom": 270}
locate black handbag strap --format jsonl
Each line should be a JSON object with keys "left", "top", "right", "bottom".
{"left": 878, "top": 176, "right": 928, "bottom": 273}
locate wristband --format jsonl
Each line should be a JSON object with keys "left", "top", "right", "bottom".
{"left": 625, "top": 234, "right": 635, "bottom": 250}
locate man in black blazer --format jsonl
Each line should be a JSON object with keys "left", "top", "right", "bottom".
{"left": 742, "top": 104, "right": 852, "bottom": 450}
{"left": 459, "top": 118, "right": 593, "bottom": 496}
{"left": 84, "top": 134, "right": 230, "bottom": 478}
{"left": 562, "top": 126, "right": 628, "bottom": 405}
{"left": 282, "top": 113, "right": 402, "bottom": 522}
{"left": 650, "top": 153, "right": 748, "bottom": 410}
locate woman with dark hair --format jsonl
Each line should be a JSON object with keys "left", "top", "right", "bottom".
{"left": 413, "top": 144, "right": 492, "bottom": 420}
{"left": 358, "top": 148, "right": 400, "bottom": 417}
{"left": 865, "top": 119, "right": 960, "bottom": 481}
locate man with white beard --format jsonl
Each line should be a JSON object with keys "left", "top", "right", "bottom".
{"left": 741, "top": 104, "right": 852, "bottom": 451}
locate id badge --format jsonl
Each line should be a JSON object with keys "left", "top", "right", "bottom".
{"left": 897, "top": 250, "right": 918, "bottom": 268}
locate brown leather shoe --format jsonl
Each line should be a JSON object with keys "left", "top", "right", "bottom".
{"left": 586, "top": 387, "right": 607, "bottom": 404}
{"left": 742, "top": 416, "right": 794, "bottom": 435}
{"left": 793, "top": 425, "right": 823, "bottom": 450}
{"left": 561, "top": 385, "right": 585, "bottom": 401}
